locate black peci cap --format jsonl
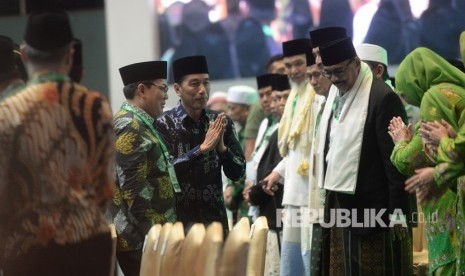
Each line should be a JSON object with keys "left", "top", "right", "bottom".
{"left": 282, "top": 38, "right": 312, "bottom": 58}
{"left": 256, "top": 73, "right": 280, "bottom": 89}
{"left": 119, "top": 61, "right": 167, "bottom": 86}
{"left": 320, "top": 37, "right": 356, "bottom": 66}
{"left": 309, "top": 26, "right": 347, "bottom": 48}
{"left": 24, "top": 10, "right": 73, "bottom": 51}
{"left": 271, "top": 74, "right": 290, "bottom": 91}
{"left": 172, "top": 55, "right": 209, "bottom": 81}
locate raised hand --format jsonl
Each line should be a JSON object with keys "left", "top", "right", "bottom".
{"left": 200, "top": 113, "right": 225, "bottom": 154}
{"left": 388, "top": 116, "right": 412, "bottom": 143}
{"left": 420, "top": 120, "right": 456, "bottom": 148}
{"left": 215, "top": 113, "right": 227, "bottom": 153}
{"left": 442, "top": 119, "right": 457, "bottom": 138}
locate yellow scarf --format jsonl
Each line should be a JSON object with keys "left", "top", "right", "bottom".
{"left": 278, "top": 80, "right": 315, "bottom": 176}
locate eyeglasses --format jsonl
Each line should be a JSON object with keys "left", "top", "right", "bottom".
{"left": 321, "top": 59, "right": 354, "bottom": 79}
{"left": 148, "top": 82, "right": 169, "bottom": 93}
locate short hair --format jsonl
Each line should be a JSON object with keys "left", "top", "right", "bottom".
{"left": 364, "top": 60, "right": 389, "bottom": 81}
{"left": 23, "top": 42, "right": 71, "bottom": 66}
{"left": 174, "top": 75, "right": 185, "bottom": 85}
{"left": 123, "top": 81, "right": 155, "bottom": 99}
{"left": 265, "top": 54, "right": 284, "bottom": 73}
{"left": 123, "top": 83, "right": 138, "bottom": 99}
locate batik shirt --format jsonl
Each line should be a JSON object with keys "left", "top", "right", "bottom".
{"left": 0, "top": 78, "right": 25, "bottom": 102}
{"left": 109, "top": 102, "right": 176, "bottom": 252}
{"left": 0, "top": 73, "right": 114, "bottom": 263}
{"left": 156, "top": 102, "right": 245, "bottom": 235}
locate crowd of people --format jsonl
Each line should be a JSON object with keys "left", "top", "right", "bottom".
{"left": 0, "top": 7, "right": 465, "bottom": 276}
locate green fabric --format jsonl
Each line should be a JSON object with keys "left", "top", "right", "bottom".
{"left": 393, "top": 47, "right": 465, "bottom": 273}
{"left": 395, "top": 47, "right": 465, "bottom": 188}
{"left": 423, "top": 189, "right": 457, "bottom": 272}
{"left": 395, "top": 47, "right": 465, "bottom": 108}
{"left": 243, "top": 102, "right": 266, "bottom": 139}
{"left": 237, "top": 125, "right": 245, "bottom": 150}
{"left": 390, "top": 124, "right": 434, "bottom": 176}
{"left": 456, "top": 178, "right": 465, "bottom": 274}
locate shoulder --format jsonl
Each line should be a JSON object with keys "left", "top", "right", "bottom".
{"left": 156, "top": 107, "right": 181, "bottom": 133}
{"left": 314, "top": 94, "right": 326, "bottom": 104}
{"left": 157, "top": 107, "right": 178, "bottom": 122}
{"left": 370, "top": 79, "right": 402, "bottom": 104}
{"left": 370, "top": 78, "right": 392, "bottom": 97}
{"left": 248, "top": 103, "right": 266, "bottom": 120}
{"left": 69, "top": 83, "right": 113, "bottom": 123}
{"left": 113, "top": 109, "right": 136, "bottom": 131}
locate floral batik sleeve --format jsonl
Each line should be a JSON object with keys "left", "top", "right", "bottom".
{"left": 391, "top": 132, "right": 431, "bottom": 176}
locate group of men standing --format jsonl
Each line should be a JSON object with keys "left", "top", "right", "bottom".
{"left": 247, "top": 27, "right": 414, "bottom": 275}
{"left": 0, "top": 8, "right": 416, "bottom": 276}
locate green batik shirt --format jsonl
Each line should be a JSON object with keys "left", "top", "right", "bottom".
{"left": 394, "top": 47, "right": 465, "bottom": 272}
{"left": 109, "top": 102, "right": 176, "bottom": 252}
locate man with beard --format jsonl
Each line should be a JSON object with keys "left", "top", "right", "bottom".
{"left": 156, "top": 55, "right": 245, "bottom": 237}
{"left": 263, "top": 38, "right": 323, "bottom": 276}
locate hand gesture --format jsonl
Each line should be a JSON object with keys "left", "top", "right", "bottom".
{"left": 405, "top": 167, "right": 445, "bottom": 203}
{"left": 261, "top": 171, "right": 280, "bottom": 196}
{"left": 215, "top": 113, "right": 227, "bottom": 153}
{"left": 420, "top": 120, "right": 455, "bottom": 146}
{"left": 243, "top": 179, "right": 253, "bottom": 206}
{"left": 388, "top": 116, "right": 412, "bottom": 143}
{"left": 200, "top": 113, "right": 226, "bottom": 153}
{"left": 224, "top": 185, "right": 233, "bottom": 208}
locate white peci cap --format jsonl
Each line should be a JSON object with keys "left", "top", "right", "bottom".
{"left": 226, "top": 85, "right": 257, "bottom": 105}
{"left": 355, "top": 43, "right": 388, "bottom": 66}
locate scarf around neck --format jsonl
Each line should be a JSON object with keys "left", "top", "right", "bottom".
{"left": 317, "top": 62, "right": 373, "bottom": 193}
{"left": 278, "top": 80, "right": 315, "bottom": 176}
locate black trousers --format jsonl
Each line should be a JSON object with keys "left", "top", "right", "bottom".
{"left": 2, "top": 232, "right": 112, "bottom": 276}
{"left": 116, "top": 249, "right": 142, "bottom": 276}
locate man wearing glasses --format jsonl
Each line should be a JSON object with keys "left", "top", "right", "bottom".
{"left": 314, "top": 36, "right": 411, "bottom": 274}
{"left": 109, "top": 61, "right": 177, "bottom": 276}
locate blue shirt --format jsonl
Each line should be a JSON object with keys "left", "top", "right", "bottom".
{"left": 156, "top": 102, "right": 245, "bottom": 235}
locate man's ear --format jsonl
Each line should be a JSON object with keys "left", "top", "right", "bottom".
{"left": 65, "top": 46, "right": 75, "bottom": 68}
{"left": 19, "top": 44, "right": 29, "bottom": 64}
{"left": 173, "top": 83, "right": 182, "bottom": 97}
{"left": 136, "top": 83, "right": 146, "bottom": 97}
{"left": 375, "top": 64, "right": 384, "bottom": 79}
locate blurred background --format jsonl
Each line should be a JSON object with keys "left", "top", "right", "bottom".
{"left": 0, "top": 0, "right": 464, "bottom": 112}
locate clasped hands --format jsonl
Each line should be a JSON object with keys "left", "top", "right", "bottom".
{"left": 388, "top": 116, "right": 412, "bottom": 143}
{"left": 200, "top": 113, "right": 227, "bottom": 154}
{"left": 389, "top": 117, "right": 454, "bottom": 203}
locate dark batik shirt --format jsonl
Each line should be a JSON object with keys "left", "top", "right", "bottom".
{"left": 109, "top": 102, "right": 176, "bottom": 252}
{"left": 156, "top": 102, "right": 245, "bottom": 235}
